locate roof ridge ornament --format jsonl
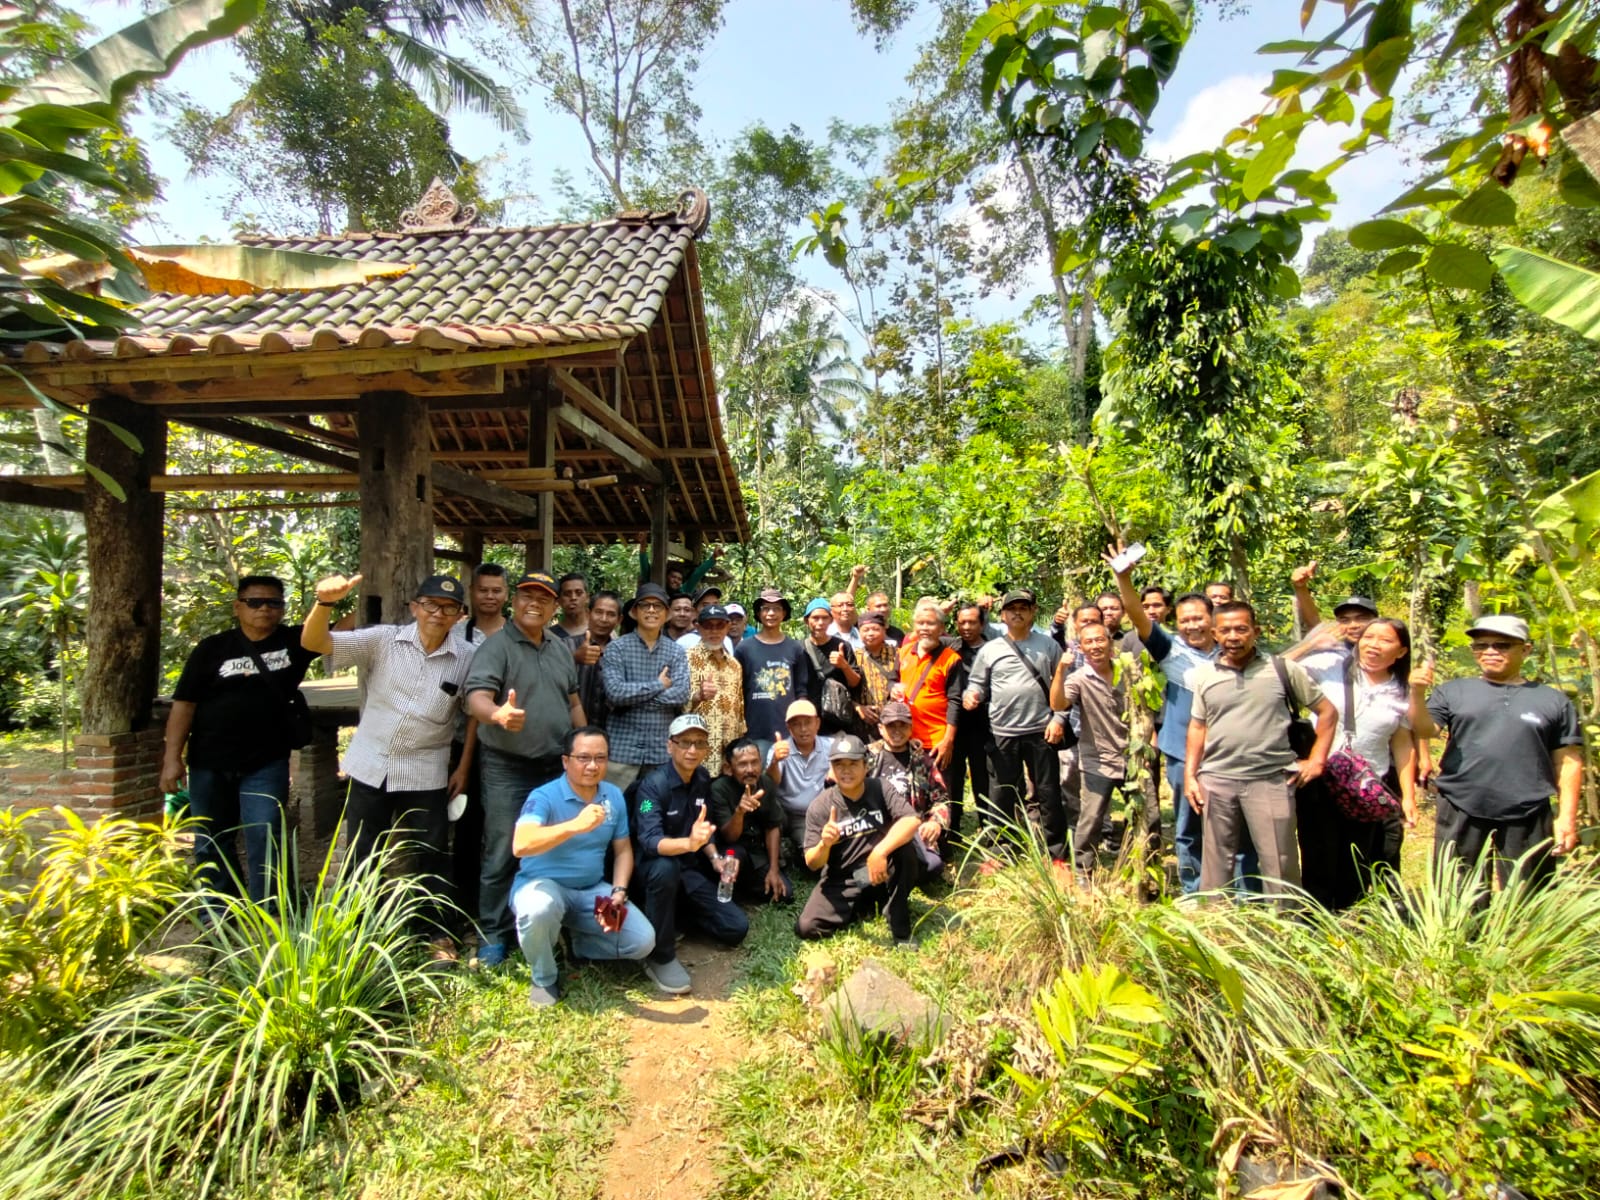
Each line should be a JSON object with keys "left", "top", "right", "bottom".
{"left": 677, "top": 187, "right": 710, "bottom": 237}
{"left": 398, "top": 177, "right": 479, "bottom": 234}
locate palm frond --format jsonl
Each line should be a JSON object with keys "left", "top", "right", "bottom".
{"left": 382, "top": 28, "right": 523, "bottom": 132}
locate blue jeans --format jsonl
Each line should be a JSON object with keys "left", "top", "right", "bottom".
{"left": 1167, "top": 757, "right": 1260, "bottom": 895}
{"left": 188, "top": 759, "right": 291, "bottom": 904}
{"left": 511, "top": 877, "right": 656, "bottom": 988}
{"left": 478, "top": 749, "right": 563, "bottom": 946}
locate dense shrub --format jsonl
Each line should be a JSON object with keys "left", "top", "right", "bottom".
{"left": 0, "top": 844, "right": 445, "bottom": 1200}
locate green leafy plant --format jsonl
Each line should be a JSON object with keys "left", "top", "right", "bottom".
{"left": 0, "top": 805, "right": 192, "bottom": 1055}
{"left": 0, "top": 840, "right": 445, "bottom": 1200}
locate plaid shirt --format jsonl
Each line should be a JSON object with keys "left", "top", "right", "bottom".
{"left": 600, "top": 631, "right": 691, "bottom": 765}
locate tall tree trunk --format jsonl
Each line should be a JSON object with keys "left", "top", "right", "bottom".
{"left": 1011, "top": 139, "right": 1077, "bottom": 350}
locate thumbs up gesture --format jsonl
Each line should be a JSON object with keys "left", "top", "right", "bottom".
{"left": 819, "top": 804, "right": 843, "bottom": 848}
{"left": 492, "top": 688, "right": 526, "bottom": 731}
{"left": 770, "top": 730, "right": 791, "bottom": 763}
{"left": 1292, "top": 560, "right": 1318, "bottom": 587}
{"left": 829, "top": 646, "right": 846, "bottom": 669}
{"left": 315, "top": 572, "right": 363, "bottom": 604}
{"left": 689, "top": 800, "right": 715, "bottom": 851}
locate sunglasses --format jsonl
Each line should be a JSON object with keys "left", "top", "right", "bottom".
{"left": 239, "top": 597, "right": 285, "bottom": 610}
{"left": 1470, "top": 640, "right": 1521, "bottom": 653}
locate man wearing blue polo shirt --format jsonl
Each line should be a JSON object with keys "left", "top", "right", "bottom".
{"left": 1108, "top": 556, "right": 1259, "bottom": 894}
{"left": 509, "top": 725, "right": 655, "bottom": 1008}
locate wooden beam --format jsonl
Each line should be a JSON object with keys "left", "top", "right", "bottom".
{"left": 431, "top": 461, "right": 545, "bottom": 520}
{"left": 553, "top": 399, "right": 663, "bottom": 484}
{"left": 0, "top": 477, "right": 85, "bottom": 511}
{"left": 9, "top": 469, "right": 578, "bottom": 498}
{"left": 177, "top": 416, "right": 359, "bottom": 470}
{"left": 434, "top": 545, "right": 473, "bottom": 564}
{"left": 525, "top": 374, "right": 556, "bottom": 573}
{"left": 550, "top": 366, "right": 661, "bottom": 458}
{"left": 648, "top": 485, "right": 669, "bottom": 587}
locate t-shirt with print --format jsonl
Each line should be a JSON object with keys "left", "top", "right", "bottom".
{"left": 173, "top": 624, "right": 320, "bottom": 771}
{"left": 736, "top": 636, "right": 812, "bottom": 740}
{"left": 1427, "top": 677, "right": 1583, "bottom": 821}
{"left": 512, "top": 776, "right": 629, "bottom": 891}
{"left": 803, "top": 777, "right": 915, "bottom": 883}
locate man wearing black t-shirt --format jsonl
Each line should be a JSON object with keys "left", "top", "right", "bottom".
{"left": 161, "top": 575, "right": 320, "bottom": 905}
{"left": 795, "top": 734, "right": 923, "bottom": 944}
{"left": 1411, "top": 614, "right": 1584, "bottom": 890}
{"left": 735, "top": 588, "right": 812, "bottom": 741}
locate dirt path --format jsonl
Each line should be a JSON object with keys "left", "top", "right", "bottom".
{"left": 599, "top": 937, "right": 745, "bottom": 1200}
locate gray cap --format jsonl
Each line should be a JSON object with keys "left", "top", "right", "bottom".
{"left": 667, "top": 713, "right": 708, "bottom": 738}
{"left": 879, "top": 699, "right": 913, "bottom": 724}
{"left": 1332, "top": 595, "right": 1379, "bottom": 617}
{"left": 827, "top": 733, "right": 868, "bottom": 761}
{"left": 1466, "top": 614, "right": 1530, "bottom": 642}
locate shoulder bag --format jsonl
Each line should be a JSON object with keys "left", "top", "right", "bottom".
{"left": 1322, "top": 660, "right": 1403, "bottom": 822}
{"left": 1269, "top": 654, "right": 1320, "bottom": 760}
{"left": 806, "top": 639, "right": 865, "bottom": 735}
{"left": 242, "top": 638, "right": 314, "bottom": 750}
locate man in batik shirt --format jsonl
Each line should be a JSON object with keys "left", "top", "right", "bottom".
{"left": 686, "top": 604, "right": 745, "bottom": 764}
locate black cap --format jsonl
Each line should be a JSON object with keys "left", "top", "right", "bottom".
{"left": 415, "top": 574, "right": 464, "bottom": 602}
{"left": 1332, "top": 595, "right": 1379, "bottom": 617}
{"left": 694, "top": 584, "right": 723, "bottom": 604}
{"left": 696, "top": 604, "right": 731, "bottom": 623}
{"left": 828, "top": 733, "right": 868, "bottom": 761}
{"left": 514, "top": 571, "right": 557, "bottom": 597}
{"left": 1000, "top": 588, "right": 1038, "bottom": 610}
{"left": 631, "top": 582, "right": 671, "bottom": 607}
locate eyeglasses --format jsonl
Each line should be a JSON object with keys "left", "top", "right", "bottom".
{"left": 238, "top": 597, "right": 286, "bottom": 610}
{"left": 566, "top": 753, "right": 609, "bottom": 765}
{"left": 671, "top": 738, "right": 710, "bottom": 751}
{"left": 414, "top": 599, "right": 463, "bottom": 618}
{"left": 1470, "top": 640, "right": 1520, "bottom": 653}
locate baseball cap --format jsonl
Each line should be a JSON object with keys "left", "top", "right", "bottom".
{"left": 1000, "top": 588, "right": 1037, "bottom": 610}
{"left": 726, "top": 602, "right": 746, "bottom": 618}
{"left": 1332, "top": 595, "right": 1379, "bottom": 617}
{"left": 857, "top": 610, "right": 886, "bottom": 627}
{"left": 514, "top": 571, "right": 558, "bottom": 597}
{"left": 828, "top": 733, "right": 868, "bottom": 761}
{"left": 804, "top": 597, "right": 832, "bottom": 617}
{"left": 631, "top": 582, "right": 671, "bottom": 607}
{"left": 668, "top": 713, "right": 709, "bottom": 738}
{"left": 1466, "top": 614, "right": 1530, "bottom": 642}
{"left": 785, "top": 698, "right": 818, "bottom": 722}
{"left": 415, "top": 574, "right": 465, "bottom": 602}
{"left": 697, "top": 604, "right": 731, "bottom": 624}
{"left": 879, "top": 699, "right": 913, "bottom": 724}
{"left": 694, "top": 584, "right": 723, "bottom": 604}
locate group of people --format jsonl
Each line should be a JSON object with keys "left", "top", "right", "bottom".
{"left": 159, "top": 550, "right": 1586, "bottom": 1008}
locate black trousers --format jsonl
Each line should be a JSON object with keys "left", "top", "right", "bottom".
{"left": 795, "top": 839, "right": 922, "bottom": 941}
{"left": 1434, "top": 791, "right": 1555, "bottom": 892}
{"left": 1297, "top": 774, "right": 1404, "bottom": 910}
{"left": 728, "top": 841, "right": 791, "bottom": 904}
{"left": 342, "top": 777, "right": 449, "bottom": 932}
{"left": 948, "top": 719, "right": 991, "bottom": 844}
{"left": 446, "top": 739, "right": 484, "bottom": 932}
{"left": 986, "top": 731, "right": 1068, "bottom": 860}
{"left": 636, "top": 853, "right": 750, "bottom": 964}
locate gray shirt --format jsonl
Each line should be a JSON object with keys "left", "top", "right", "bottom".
{"left": 965, "top": 631, "right": 1060, "bottom": 737}
{"left": 773, "top": 735, "right": 834, "bottom": 819}
{"left": 1060, "top": 664, "right": 1131, "bottom": 778}
{"left": 1190, "top": 653, "right": 1323, "bottom": 780}
{"left": 464, "top": 621, "right": 579, "bottom": 761}
{"left": 331, "top": 623, "right": 477, "bottom": 791}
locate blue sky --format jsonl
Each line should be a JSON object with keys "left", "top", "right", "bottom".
{"left": 96, "top": 0, "right": 1409, "bottom": 335}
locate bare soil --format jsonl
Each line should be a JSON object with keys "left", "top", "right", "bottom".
{"left": 599, "top": 937, "right": 745, "bottom": 1200}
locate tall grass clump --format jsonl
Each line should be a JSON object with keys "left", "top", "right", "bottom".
{"left": 0, "top": 841, "right": 445, "bottom": 1200}
{"left": 0, "top": 805, "right": 191, "bottom": 1054}
{"left": 960, "top": 841, "right": 1600, "bottom": 1198}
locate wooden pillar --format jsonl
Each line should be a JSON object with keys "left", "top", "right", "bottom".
{"left": 457, "top": 530, "right": 485, "bottom": 570}
{"left": 82, "top": 395, "right": 165, "bottom": 734}
{"left": 648, "top": 486, "right": 669, "bottom": 587}
{"left": 357, "top": 392, "right": 433, "bottom": 626}
{"left": 685, "top": 528, "right": 704, "bottom": 571}
{"left": 524, "top": 373, "right": 556, "bottom": 574}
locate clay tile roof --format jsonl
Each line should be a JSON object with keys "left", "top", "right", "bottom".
{"left": 131, "top": 216, "right": 697, "bottom": 349}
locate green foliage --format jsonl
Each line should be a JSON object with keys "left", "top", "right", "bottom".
{"left": 0, "top": 806, "right": 192, "bottom": 1055}
{"left": 0, "top": 841, "right": 445, "bottom": 1200}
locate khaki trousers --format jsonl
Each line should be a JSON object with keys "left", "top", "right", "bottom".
{"left": 1196, "top": 772, "right": 1300, "bottom": 897}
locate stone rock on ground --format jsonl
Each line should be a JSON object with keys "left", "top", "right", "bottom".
{"left": 818, "top": 958, "right": 948, "bottom": 1049}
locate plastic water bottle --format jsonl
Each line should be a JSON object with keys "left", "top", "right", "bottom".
{"left": 716, "top": 849, "right": 739, "bottom": 902}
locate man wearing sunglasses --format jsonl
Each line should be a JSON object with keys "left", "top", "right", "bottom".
{"left": 1410, "top": 614, "right": 1584, "bottom": 889}
{"left": 302, "top": 573, "right": 477, "bottom": 953}
{"left": 161, "top": 575, "right": 321, "bottom": 909}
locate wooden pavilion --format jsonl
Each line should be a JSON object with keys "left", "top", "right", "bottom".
{"left": 0, "top": 180, "right": 746, "bottom": 822}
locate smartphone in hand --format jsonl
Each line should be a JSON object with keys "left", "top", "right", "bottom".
{"left": 1110, "top": 543, "right": 1147, "bottom": 573}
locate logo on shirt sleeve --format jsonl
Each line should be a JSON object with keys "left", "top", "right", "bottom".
{"left": 638, "top": 799, "right": 655, "bottom": 814}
